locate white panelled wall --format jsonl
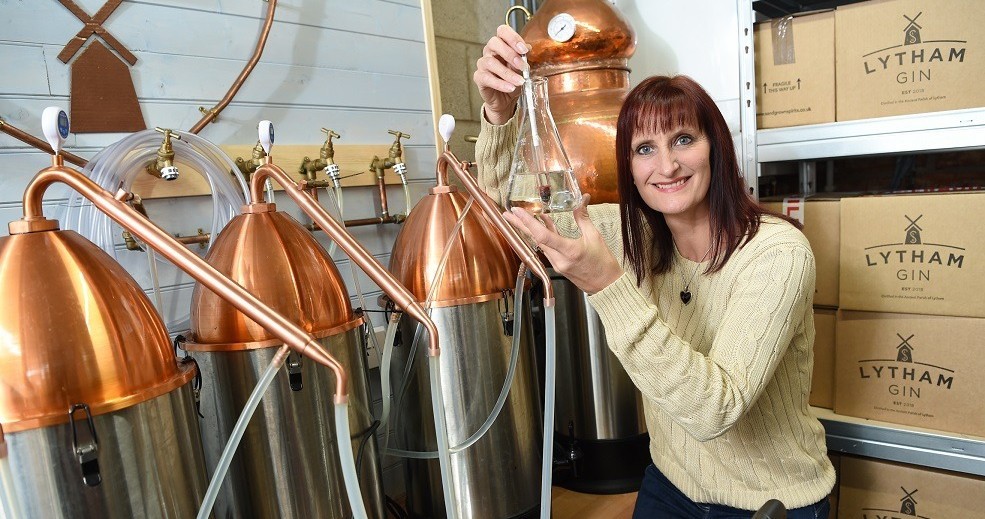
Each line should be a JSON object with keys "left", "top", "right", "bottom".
{"left": 0, "top": 0, "right": 437, "bottom": 498}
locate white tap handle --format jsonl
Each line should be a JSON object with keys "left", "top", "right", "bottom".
{"left": 258, "top": 120, "right": 274, "bottom": 155}
{"left": 42, "top": 107, "right": 69, "bottom": 155}
{"left": 438, "top": 114, "right": 455, "bottom": 146}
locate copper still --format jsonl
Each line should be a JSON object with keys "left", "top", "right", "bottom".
{"left": 186, "top": 147, "right": 441, "bottom": 518}
{"left": 0, "top": 221, "right": 207, "bottom": 518}
{"left": 0, "top": 141, "right": 349, "bottom": 516}
{"left": 385, "top": 155, "right": 543, "bottom": 518}
{"left": 521, "top": 0, "right": 650, "bottom": 494}
{"left": 521, "top": 0, "right": 636, "bottom": 205}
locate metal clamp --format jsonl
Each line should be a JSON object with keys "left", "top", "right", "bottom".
{"left": 499, "top": 290, "right": 515, "bottom": 336}
{"left": 286, "top": 351, "right": 303, "bottom": 392}
{"left": 69, "top": 403, "right": 101, "bottom": 487}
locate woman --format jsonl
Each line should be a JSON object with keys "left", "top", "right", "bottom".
{"left": 473, "top": 25, "right": 834, "bottom": 518}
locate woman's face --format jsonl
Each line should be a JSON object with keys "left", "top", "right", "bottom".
{"left": 629, "top": 125, "right": 712, "bottom": 220}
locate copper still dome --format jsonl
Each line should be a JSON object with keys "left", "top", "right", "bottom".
{"left": 522, "top": 0, "right": 636, "bottom": 77}
{"left": 0, "top": 229, "right": 194, "bottom": 433}
{"left": 189, "top": 207, "right": 357, "bottom": 349}
{"left": 389, "top": 184, "right": 520, "bottom": 308}
{"left": 520, "top": 0, "right": 637, "bottom": 205}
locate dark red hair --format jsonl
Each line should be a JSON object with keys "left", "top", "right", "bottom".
{"left": 616, "top": 75, "right": 793, "bottom": 284}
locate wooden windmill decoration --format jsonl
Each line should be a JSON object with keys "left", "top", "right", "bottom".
{"left": 58, "top": 0, "right": 145, "bottom": 132}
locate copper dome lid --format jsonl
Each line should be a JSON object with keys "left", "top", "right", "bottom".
{"left": 522, "top": 0, "right": 637, "bottom": 77}
{"left": 189, "top": 208, "right": 357, "bottom": 350}
{"left": 389, "top": 187, "right": 520, "bottom": 308}
{"left": 0, "top": 230, "right": 194, "bottom": 433}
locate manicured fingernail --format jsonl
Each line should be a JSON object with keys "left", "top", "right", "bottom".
{"left": 515, "top": 42, "right": 528, "bottom": 54}
{"left": 513, "top": 56, "right": 525, "bottom": 69}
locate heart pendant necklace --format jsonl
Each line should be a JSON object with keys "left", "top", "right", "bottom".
{"left": 678, "top": 244, "right": 712, "bottom": 306}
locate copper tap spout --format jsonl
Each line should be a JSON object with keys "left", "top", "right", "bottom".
{"left": 437, "top": 149, "right": 556, "bottom": 307}
{"left": 14, "top": 154, "right": 349, "bottom": 402}
{"left": 250, "top": 157, "right": 442, "bottom": 356}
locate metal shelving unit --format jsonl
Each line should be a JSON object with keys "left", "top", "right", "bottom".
{"left": 814, "top": 408, "right": 985, "bottom": 477}
{"left": 738, "top": 0, "right": 985, "bottom": 477}
{"left": 757, "top": 107, "right": 985, "bottom": 162}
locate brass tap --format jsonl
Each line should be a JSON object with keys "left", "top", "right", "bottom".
{"left": 145, "top": 128, "right": 181, "bottom": 181}
{"left": 387, "top": 130, "right": 410, "bottom": 164}
{"left": 122, "top": 194, "right": 149, "bottom": 251}
{"left": 299, "top": 128, "right": 342, "bottom": 187}
{"left": 234, "top": 141, "right": 267, "bottom": 182}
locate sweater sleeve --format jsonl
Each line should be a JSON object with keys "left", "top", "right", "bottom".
{"left": 587, "top": 243, "right": 815, "bottom": 442}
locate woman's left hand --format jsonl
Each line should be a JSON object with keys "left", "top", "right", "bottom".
{"left": 503, "top": 196, "right": 624, "bottom": 295}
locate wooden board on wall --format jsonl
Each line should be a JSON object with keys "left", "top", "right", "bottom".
{"left": 129, "top": 143, "right": 398, "bottom": 199}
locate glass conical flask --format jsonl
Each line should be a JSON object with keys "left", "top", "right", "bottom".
{"left": 507, "top": 76, "right": 582, "bottom": 214}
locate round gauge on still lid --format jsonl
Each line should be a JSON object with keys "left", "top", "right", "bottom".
{"left": 547, "top": 12, "right": 576, "bottom": 43}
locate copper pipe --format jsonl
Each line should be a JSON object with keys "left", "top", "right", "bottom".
{"left": 251, "top": 158, "right": 442, "bottom": 356}
{"left": 375, "top": 169, "right": 390, "bottom": 217}
{"left": 439, "top": 150, "right": 555, "bottom": 305}
{"left": 177, "top": 233, "right": 210, "bottom": 246}
{"left": 303, "top": 215, "right": 403, "bottom": 232}
{"left": 0, "top": 119, "right": 87, "bottom": 167}
{"left": 188, "top": 0, "right": 277, "bottom": 134}
{"left": 19, "top": 155, "right": 349, "bottom": 401}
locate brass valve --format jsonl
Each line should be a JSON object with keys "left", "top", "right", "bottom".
{"left": 234, "top": 141, "right": 267, "bottom": 182}
{"left": 386, "top": 130, "right": 410, "bottom": 164}
{"left": 299, "top": 128, "right": 342, "bottom": 183}
{"left": 146, "top": 127, "right": 182, "bottom": 181}
{"left": 370, "top": 129, "right": 411, "bottom": 174}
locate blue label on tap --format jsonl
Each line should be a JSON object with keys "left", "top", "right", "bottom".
{"left": 57, "top": 111, "right": 69, "bottom": 138}
{"left": 268, "top": 124, "right": 275, "bottom": 145}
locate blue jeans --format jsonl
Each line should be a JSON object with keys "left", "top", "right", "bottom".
{"left": 632, "top": 464, "right": 830, "bottom": 519}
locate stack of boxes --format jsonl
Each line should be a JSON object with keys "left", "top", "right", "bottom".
{"left": 755, "top": 0, "right": 985, "bottom": 129}
{"left": 764, "top": 192, "right": 985, "bottom": 517}
{"left": 755, "top": 1, "right": 985, "bottom": 515}
{"left": 835, "top": 192, "right": 985, "bottom": 515}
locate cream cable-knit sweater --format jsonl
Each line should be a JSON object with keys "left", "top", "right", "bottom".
{"left": 475, "top": 115, "right": 834, "bottom": 510}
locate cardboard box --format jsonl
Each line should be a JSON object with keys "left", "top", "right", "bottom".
{"left": 755, "top": 11, "right": 836, "bottom": 128}
{"left": 838, "top": 456, "right": 985, "bottom": 518}
{"left": 834, "top": 311, "right": 985, "bottom": 437}
{"left": 836, "top": 0, "right": 985, "bottom": 121}
{"left": 762, "top": 198, "right": 840, "bottom": 307}
{"left": 811, "top": 307, "right": 836, "bottom": 409}
{"left": 839, "top": 192, "right": 985, "bottom": 318}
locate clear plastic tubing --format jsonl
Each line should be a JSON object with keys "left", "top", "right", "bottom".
{"left": 402, "top": 182, "right": 413, "bottom": 217}
{"left": 60, "top": 129, "right": 249, "bottom": 331}
{"left": 0, "top": 457, "right": 22, "bottom": 519}
{"left": 326, "top": 186, "right": 344, "bottom": 257}
{"left": 197, "top": 344, "right": 290, "bottom": 519}
{"left": 388, "top": 266, "right": 525, "bottom": 459}
{"left": 382, "top": 198, "right": 474, "bottom": 455}
{"left": 429, "top": 356, "right": 457, "bottom": 519}
{"left": 335, "top": 401, "right": 369, "bottom": 519}
{"left": 540, "top": 304, "right": 557, "bottom": 519}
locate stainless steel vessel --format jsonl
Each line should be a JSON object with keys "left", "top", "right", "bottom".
{"left": 0, "top": 228, "right": 207, "bottom": 518}
{"left": 187, "top": 207, "right": 384, "bottom": 518}
{"left": 547, "top": 274, "right": 649, "bottom": 493}
{"left": 522, "top": 0, "right": 650, "bottom": 493}
{"left": 387, "top": 174, "right": 541, "bottom": 518}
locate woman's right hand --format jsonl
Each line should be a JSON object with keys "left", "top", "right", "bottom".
{"left": 473, "top": 25, "right": 530, "bottom": 125}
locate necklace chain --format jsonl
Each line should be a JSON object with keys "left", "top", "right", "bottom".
{"left": 677, "top": 243, "right": 712, "bottom": 305}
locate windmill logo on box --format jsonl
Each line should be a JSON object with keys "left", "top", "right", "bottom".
{"left": 859, "top": 486, "right": 931, "bottom": 519}
{"left": 861, "top": 10, "right": 968, "bottom": 85}
{"left": 857, "top": 334, "right": 955, "bottom": 401}
{"left": 863, "top": 215, "right": 965, "bottom": 283}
